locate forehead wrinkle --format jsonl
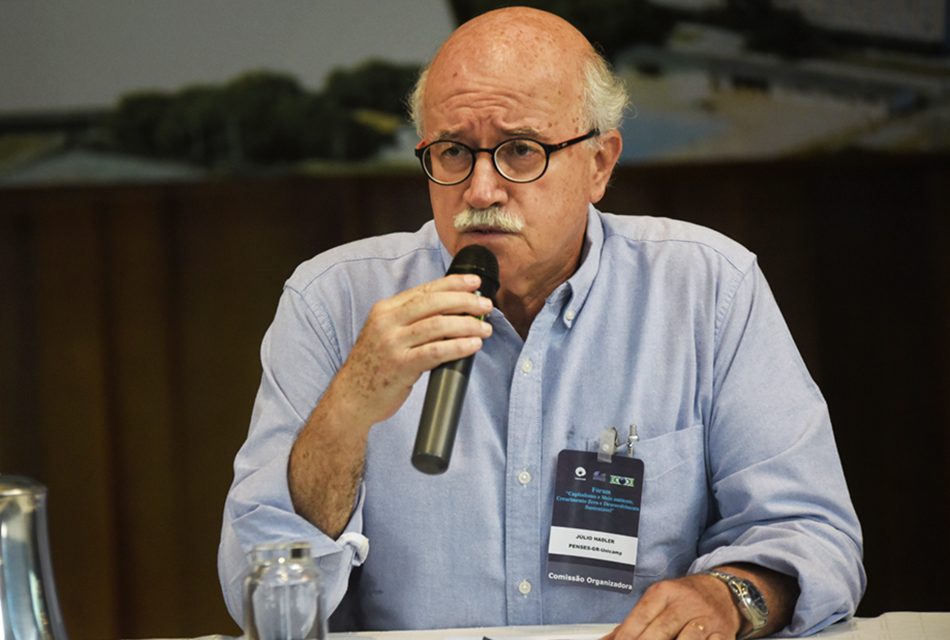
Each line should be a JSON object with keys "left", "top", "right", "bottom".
{"left": 436, "top": 79, "right": 544, "bottom": 114}
{"left": 427, "top": 87, "right": 557, "bottom": 140}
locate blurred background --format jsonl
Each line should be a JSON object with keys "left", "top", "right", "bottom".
{"left": 1, "top": 1, "right": 948, "bottom": 639}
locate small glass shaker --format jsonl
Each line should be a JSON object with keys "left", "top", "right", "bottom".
{"left": 244, "top": 541, "right": 325, "bottom": 640}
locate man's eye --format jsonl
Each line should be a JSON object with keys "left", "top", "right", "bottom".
{"left": 499, "top": 140, "right": 542, "bottom": 164}
{"left": 510, "top": 141, "right": 539, "bottom": 156}
{"left": 439, "top": 144, "right": 467, "bottom": 160}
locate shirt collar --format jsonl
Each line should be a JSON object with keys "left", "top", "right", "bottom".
{"left": 555, "top": 204, "right": 603, "bottom": 327}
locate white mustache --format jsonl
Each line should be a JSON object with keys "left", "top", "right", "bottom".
{"left": 453, "top": 206, "right": 524, "bottom": 233}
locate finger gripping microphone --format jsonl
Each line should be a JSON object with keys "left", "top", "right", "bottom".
{"left": 412, "top": 245, "right": 499, "bottom": 474}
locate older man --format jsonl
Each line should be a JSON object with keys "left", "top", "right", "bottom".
{"left": 219, "top": 7, "right": 864, "bottom": 639}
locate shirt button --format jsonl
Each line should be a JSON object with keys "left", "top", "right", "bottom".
{"left": 566, "top": 309, "right": 575, "bottom": 321}
{"left": 522, "top": 359, "right": 533, "bottom": 373}
{"left": 517, "top": 470, "right": 531, "bottom": 485}
{"left": 518, "top": 580, "right": 532, "bottom": 595}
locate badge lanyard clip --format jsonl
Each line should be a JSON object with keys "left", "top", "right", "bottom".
{"left": 598, "top": 427, "right": 619, "bottom": 463}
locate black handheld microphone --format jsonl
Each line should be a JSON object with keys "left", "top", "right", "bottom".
{"left": 412, "top": 244, "right": 499, "bottom": 475}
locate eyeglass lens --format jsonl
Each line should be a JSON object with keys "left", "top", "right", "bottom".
{"left": 422, "top": 139, "right": 548, "bottom": 184}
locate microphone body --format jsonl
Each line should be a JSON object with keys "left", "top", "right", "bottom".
{"left": 412, "top": 245, "right": 499, "bottom": 475}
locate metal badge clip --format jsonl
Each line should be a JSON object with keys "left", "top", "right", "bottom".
{"left": 627, "top": 424, "right": 639, "bottom": 457}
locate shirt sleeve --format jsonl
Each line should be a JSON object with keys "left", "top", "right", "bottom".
{"left": 688, "top": 261, "right": 866, "bottom": 637}
{"left": 217, "top": 287, "right": 369, "bottom": 627}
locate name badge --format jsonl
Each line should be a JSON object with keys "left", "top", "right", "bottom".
{"left": 546, "top": 449, "right": 644, "bottom": 593}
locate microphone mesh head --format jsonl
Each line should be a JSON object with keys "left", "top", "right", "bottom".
{"left": 447, "top": 245, "right": 499, "bottom": 300}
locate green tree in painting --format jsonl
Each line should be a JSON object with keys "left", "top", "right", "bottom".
{"left": 107, "top": 92, "right": 174, "bottom": 157}
{"left": 105, "top": 60, "right": 422, "bottom": 168}
{"left": 152, "top": 85, "right": 227, "bottom": 166}
{"left": 325, "top": 59, "right": 420, "bottom": 116}
{"left": 223, "top": 71, "right": 306, "bottom": 165}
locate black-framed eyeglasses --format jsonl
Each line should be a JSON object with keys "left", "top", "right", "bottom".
{"left": 415, "top": 129, "right": 600, "bottom": 186}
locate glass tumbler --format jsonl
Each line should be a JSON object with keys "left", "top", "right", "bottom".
{"left": 244, "top": 541, "right": 325, "bottom": 640}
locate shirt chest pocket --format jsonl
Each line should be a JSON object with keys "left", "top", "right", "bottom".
{"left": 587, "top": 425, "right": 708, "bottom": 580}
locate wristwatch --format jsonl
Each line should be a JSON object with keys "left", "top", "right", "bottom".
{"left": 702, "top": 569, "right": 769, "bottom": 640}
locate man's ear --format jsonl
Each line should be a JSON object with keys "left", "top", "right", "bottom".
{"left": 588, "top": 129, "right": 623, "bottom": 204}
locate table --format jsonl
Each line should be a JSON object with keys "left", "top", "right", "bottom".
{"left": 324, "top": 611, "right": 949, "bottom": 639}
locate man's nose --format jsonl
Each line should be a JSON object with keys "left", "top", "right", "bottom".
{"left": 464, "top": 152, "right": 507, "bottom": 209}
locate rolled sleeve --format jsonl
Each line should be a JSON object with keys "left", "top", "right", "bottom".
{"left": 689, "top": 263, "right": 865, "bottom": 636}
{"left": 219, "top": 444, "right": 369, "bottom": 625}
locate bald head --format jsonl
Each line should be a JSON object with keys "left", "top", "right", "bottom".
{"left": 433, "top": 7, "right": 593, "bottom": 81}
{"left": 410, "top": 7, "right": 627, "bottom": 138}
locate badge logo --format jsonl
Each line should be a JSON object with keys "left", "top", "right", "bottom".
{"left": 575, "top": 467, "right": 587, "bottom": 478}
{"left": 609, "top": 475, "right": 636, "bottom": 487}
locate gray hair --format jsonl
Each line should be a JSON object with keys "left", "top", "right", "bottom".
{"left": 409, "top": 50, "right": 629, "bottom": 140}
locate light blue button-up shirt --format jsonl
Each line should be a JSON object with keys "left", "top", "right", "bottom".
{"left": 219, "top": 206, "right": 864, "bottom": 635}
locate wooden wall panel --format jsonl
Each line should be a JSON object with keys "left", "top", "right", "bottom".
{"left": 31, "top": 202, "right": 120, "bottom": 640}
{"left": 810, "top": 159, "right": 950, "bottom": 614}
{"left": 0, "top": 209, "right": 40, "bottom": 471}
{"left": 103, "top": 195, "right": 184, "bottom": 635}
{"left": 0, "top": 158, "right": 948, "bottom": 639}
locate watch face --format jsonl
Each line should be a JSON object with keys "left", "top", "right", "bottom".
{"left": 743, "top": 581, "right": 769, "bottom": 617}
{"left": 734, "top": 579, "right": 769, "bottom": 633}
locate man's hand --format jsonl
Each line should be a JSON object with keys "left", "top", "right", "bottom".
{"left": 332, "top": 273, "right": 494, "bottom": 428}
{"left": 288, "top": 273, "right": 493, "bottom": 538}
{"left": 601, "top": 565, "right": 799, "bottom": 640}
{"left": 600, "top": 574, "right": 741, "bottom": 640}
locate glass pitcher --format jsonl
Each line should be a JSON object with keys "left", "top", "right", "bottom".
{"left": 244, "top": 541, "right": 325, "bottom": 640}
{"left": 0, "top": 475, "right": 70, "bottom": 640}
